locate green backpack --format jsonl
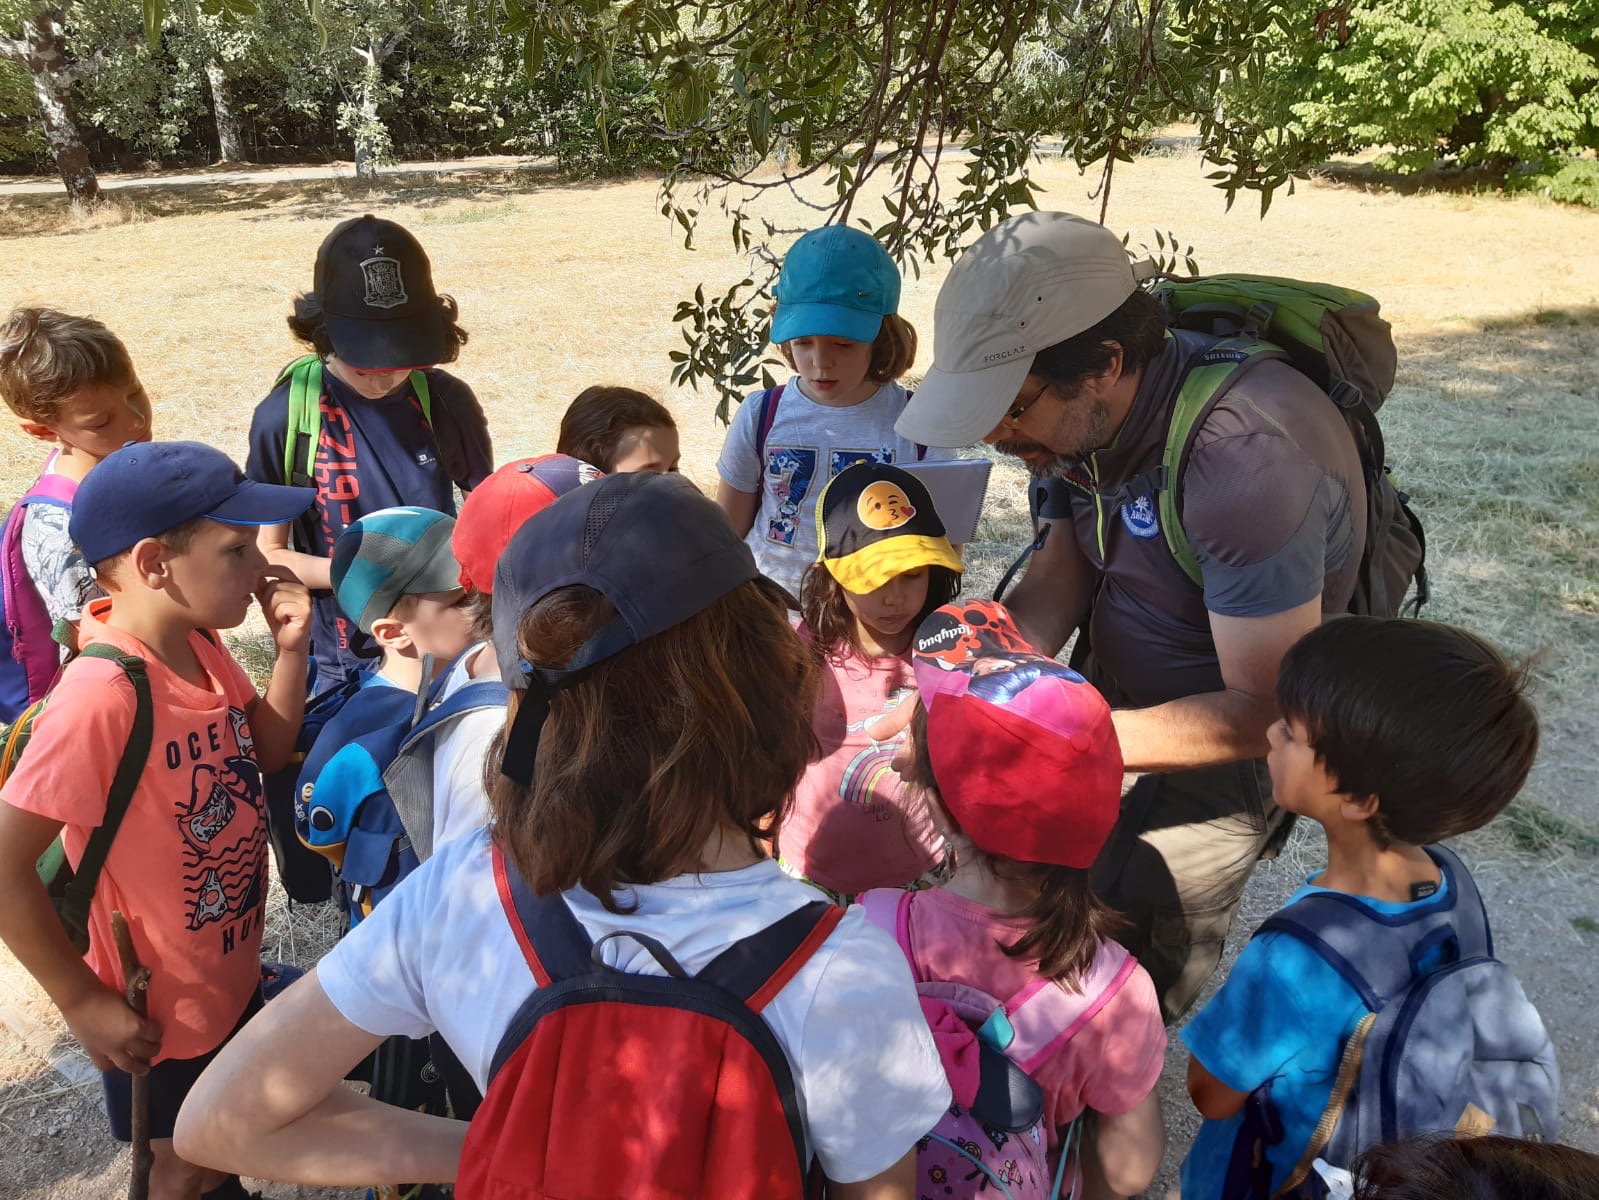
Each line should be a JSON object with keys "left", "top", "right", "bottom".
{"left": 0, "top": 644, "right": 154, "bottom": 955}
{"left": 277, "top": 355, "right": 433, "bottom": 488}
{"left": 1150, "top": 274, "right": 1428, "bottom": 618}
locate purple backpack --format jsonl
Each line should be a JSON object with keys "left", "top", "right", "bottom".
{"left": 0, "top": 471, "right": 77, "bottom": 723}
{"left": 861, "top": 888, "right": 1138, "bottom": 1200}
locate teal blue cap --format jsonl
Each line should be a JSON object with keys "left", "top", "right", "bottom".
{"left": 331, "top": 506, "right": 460, "bottom": 633}
{"left": 771, "top": 226, "right": 901, "bottom": 345}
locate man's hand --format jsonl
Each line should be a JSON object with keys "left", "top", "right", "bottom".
{"left": 61, "top": 983, "right": 162, "bottom": 1075}
{"left": 257, "top": 567, "right": 312, "bottom": 657}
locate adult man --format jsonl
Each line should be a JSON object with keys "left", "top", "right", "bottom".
{"left": 897, "top": 212, "right": 1366, "bottom": 1020}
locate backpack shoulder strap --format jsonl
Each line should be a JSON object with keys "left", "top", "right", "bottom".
{"left": 859, "top": 886, "right": 918, "bottom": 978}
{"left": 409, "top": 370, "right": 433, "bottom": 427}
{"left": 1158, "top": 334, "right": 1284, "bottom": 588}
{"left": 279, "top": 354, "right": 324, "bottom": 488}
{"left": 18, "top": 473, "right": 77, "bottom": 509}
{"left": 1252, "top": 846, "right": 1480, "bottom": 1011}
{"left": 1004, "top": 939, "right": 1139, "bottom": 1075}
{"left": 491, "top": 841, "right": 594, "bottom": 987}
{"left": 55, "top": 644, "right": 153, "bottom": 950}
{"left": 697, "top": 900, "right": 844, "bottom": 1012}
{"left": 754, "top": 383, "right": 785, "bottom": 462}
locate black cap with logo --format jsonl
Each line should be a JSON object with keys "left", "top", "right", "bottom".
{"left": 313, "top": 214, "right": 449, "bottom": 370}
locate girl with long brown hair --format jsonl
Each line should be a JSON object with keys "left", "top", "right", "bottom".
{"left": 174, "top": 472, "right": 949, "bottom": 1198}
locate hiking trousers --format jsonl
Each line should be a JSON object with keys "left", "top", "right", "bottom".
{"left": 1089, "top": 757, "right": 1293, "bottom": 1024}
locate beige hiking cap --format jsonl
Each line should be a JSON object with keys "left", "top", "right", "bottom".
{"left": 896, "top": 212, "right": 1157, "bottom": 448}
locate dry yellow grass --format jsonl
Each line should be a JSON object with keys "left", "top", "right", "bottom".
{"left": 0, "top": 144, "right": 1596, "bottom": 1194}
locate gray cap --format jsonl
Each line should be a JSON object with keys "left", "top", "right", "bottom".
{"left": 330, "top": 506, "right": 461, "bottom": 633}
{"left": 896, "top": 212, "right": 1156, "bottom": 448}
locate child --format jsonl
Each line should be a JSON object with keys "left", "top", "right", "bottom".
{"left": 555, "top": 385, "right": 679, "bottom": 473}
{"left": 400, "top": 453, "right": 602, "bottom": 854}
{"left": 174, "top": 471, "right": 951, "bottom": 1196}
{"left": 296, "top": 504, "right": 477, "bottom": 911}
{"left": 1181, "top": 617, "right": 1548, "bottom": 1199}
{"left": 245, "top": 214, "right": 494, "bottom": 692}
{"left": 0, "top": 308, "right": 153, "bottom": 717}
{"left": 0, "top": 441, "right": 313, "bottom": 1200}
{"left": 777, "top": 461, "right": 961, "bottom": 898}
{"left": 1353, "top": 1134, "right": 1599, "bottom": 1200}
{"left": 715, "top": 224, "right": 951, "bottom": 596}
{"left": 873, "top": 598, "right": 1166, "bottom": 1199}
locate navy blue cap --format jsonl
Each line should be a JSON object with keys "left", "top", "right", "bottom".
{"left": 491, "top": 472, "right": 764, "bottom": 785}
{"left": 71, "top": 441, "right": 315, "bottom": 564}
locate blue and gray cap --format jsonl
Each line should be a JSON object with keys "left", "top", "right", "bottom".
{"left": 331, "top": 506, "right": 461, "bottom": 633}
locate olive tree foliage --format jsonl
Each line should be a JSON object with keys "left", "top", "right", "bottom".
{"left": 464, "top": 0, "right": 1311, "bottom": 419}
{"left": 121, "top": 0, "right": 1313, "bottom": 414}
{"left": 1219, "top": 0, "right": 1599, "bottom": 175}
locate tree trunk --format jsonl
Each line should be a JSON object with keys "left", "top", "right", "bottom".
{"left": 1, "top": 8, "right": 99, "bottom": 205}
{"left": 203, "top": 57, "right": 246, "bottom": 163}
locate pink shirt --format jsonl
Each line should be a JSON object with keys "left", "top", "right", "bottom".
{"left": 897, "top": 886, "right": 1166, "bottom": 1127}
{"left": 1, "top": 601, "right": 267, "bottom": 1063}
{"left": 779, "top": 626, "right": 943, "bottom": 894}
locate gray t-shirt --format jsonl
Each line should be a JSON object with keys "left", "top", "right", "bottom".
{"left": 20, "top": 502, "right": 97, "bottom": 628}
{"left": 1051, "top": 333, "right": 1365, "bottom": 707}
{"left": 716, "top": 377, "right": 952, "bottom": 595}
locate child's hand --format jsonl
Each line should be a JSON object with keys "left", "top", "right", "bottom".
{"left": 61, "top": 984, "right": 162, "bottom": 1074}
{"left": 257, "top": 567, "right": 312, "bottom": 656}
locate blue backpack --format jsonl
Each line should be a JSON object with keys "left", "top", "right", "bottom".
{"left": 296, "top": 658, "right": 506, "bottom": 924}
{"left": 1231, "top": 844, "right": 1560, "bottom": 1198}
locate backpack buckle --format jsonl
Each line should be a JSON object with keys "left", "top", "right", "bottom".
{"left": 1243, "top": 301, "right": 1276, "bottom": 339}
{"left": 1329, "top": 379, "right": 1364, "bottom": 410}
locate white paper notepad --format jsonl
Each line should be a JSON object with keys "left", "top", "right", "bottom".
{"left": 900, "top": 458, "right": 994, "bottom": 545}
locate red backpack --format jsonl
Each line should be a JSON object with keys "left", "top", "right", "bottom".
{"left": 457, "top": 846, "right": 844, "bottom": 1200}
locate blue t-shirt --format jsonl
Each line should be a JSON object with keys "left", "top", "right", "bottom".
{"left": 246, "top": 365, "right": 492, "bottom": 689}
{"left": 1179, "top": 870, "right": 1453, "bottom": 1200}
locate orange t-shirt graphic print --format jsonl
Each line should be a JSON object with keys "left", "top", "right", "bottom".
{"left": 0, "top": 602, "right": 267, "bottom": 1063}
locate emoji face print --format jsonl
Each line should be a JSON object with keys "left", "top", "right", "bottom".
{"left": 857, "top": 480, "right": 916, "bottom": 530}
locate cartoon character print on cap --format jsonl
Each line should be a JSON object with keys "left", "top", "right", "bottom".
{"left": 857, "top": 479, "right": 917, "bottom": 530}
{"left": 912, "top": 601, "right": 1036, "bottom": 672}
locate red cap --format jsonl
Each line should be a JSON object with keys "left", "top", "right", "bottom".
{"left": 453, "top": 455, "right": 603, "bottom": 594}
{"left": 912, "top": 600, "right": 1122, "bottom": 867}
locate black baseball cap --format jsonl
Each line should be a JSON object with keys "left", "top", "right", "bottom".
{"left": 314, "top": 214, "right": 450, "bottom": 370}
{"left": 817, "top": 461, "right": 963, "bottom": 594}
{"left": 491, "top": 472, "right": 770, "bottom": 786}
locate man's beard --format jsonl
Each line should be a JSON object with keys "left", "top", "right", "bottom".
{"left": 992, "top": 440, "right": 1079, "bottom": 480}
{"left": 992, "top": 394, "right": 1112, "bottom": 479}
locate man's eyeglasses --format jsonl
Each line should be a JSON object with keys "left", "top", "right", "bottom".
{"left": 1005, "top": 379, "right": 1051, "bottom": 425}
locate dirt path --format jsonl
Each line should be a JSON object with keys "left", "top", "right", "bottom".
{"left": 0, "top": 155, "right": 551, "bottom": 197}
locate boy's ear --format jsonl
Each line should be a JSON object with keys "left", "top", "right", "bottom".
{"left": 128, "top": 537, "right": 173, "bottom": 586}
{"left": 1340, "top": 791, "right": 1382, "bottom": 825}
{"left": 16, "top": 417, "right": 60, "bottom": 445}
{"left": 368, "top": 614, "right": 414, "bottom": 654}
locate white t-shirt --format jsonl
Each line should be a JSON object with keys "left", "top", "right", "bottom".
{"left": 427, "top": 642, "right": 502, "bottom": 852}
{"left": 716, "top": 377, "right": 953, "bottom": 595}
{"left": 318, "top": 828, "right": 951, "bottom": 1183}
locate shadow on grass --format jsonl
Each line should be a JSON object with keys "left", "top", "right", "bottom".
{"left": 0, "top": 163, "right": 665, "bottom": 240}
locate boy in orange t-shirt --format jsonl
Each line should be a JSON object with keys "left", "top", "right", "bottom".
{"left": 0, "top": 441, "right": 313, "bottom": 1200}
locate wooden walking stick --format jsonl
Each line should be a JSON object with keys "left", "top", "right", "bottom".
{"left": 111, "top": 910, "right": 153, "bottom": 1200}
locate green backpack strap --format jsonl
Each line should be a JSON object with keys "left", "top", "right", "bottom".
{"left": 54, "top": 643, "right": 154, "bottom": 955}
{"left": 410, "top": 370, "right": 432, "bottom": 426}
{"left": 1158, "top": 336, "right": 1281, "bottom": 589}
{"left": 276, "top": 358, "right": 434, "bottom": 488}
{"left": 278, "top": 354, "right": 324, "bottom": 489}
